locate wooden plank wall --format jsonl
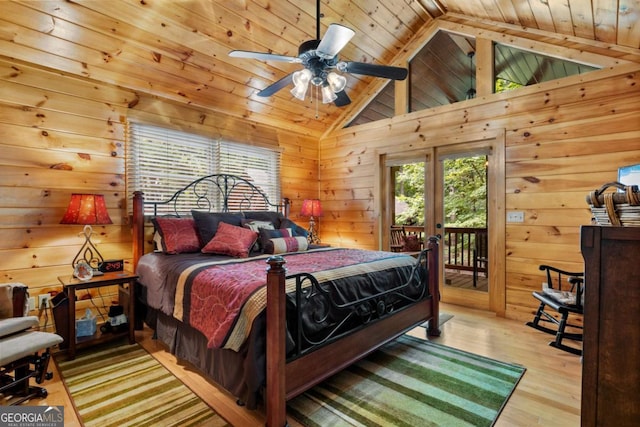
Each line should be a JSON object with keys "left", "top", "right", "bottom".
{"left": 0, "top": 58, "right": 318, "bottom": 330}
{"left": 319, "top": 62, "right": 640, "bottom": 322}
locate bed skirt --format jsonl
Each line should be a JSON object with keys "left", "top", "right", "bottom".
{"left": 143, "top": 305, "right": 267, "bottom": 409}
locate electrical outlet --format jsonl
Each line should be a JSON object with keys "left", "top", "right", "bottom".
{"left": 28, "top": 296, "right": 36, "bottom": 311}
{"left": 38, "top": 293, "right": 51, "bottom": 309}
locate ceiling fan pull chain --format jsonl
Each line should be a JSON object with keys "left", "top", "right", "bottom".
{"left": 315, "top": 85, "right": 319, "bottom": 119}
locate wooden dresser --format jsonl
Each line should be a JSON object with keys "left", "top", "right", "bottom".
{"left": 580, "top": 226, "right": 640, "bottom": 426}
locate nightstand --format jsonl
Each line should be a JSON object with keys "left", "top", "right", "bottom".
{"left": 56, "top": 271, "right": 138, "bottom": 360}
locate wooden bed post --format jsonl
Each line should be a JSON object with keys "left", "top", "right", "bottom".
{"left": 132, "top": 191, "right": 144, "bottom": 271}
{"left": 426, "top": 236, "right": 441, "bottom": 337}
{"left": 265, "top": 256, "right": 287, "bottom": 427}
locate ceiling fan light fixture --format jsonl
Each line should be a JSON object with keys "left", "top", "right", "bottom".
{"left": 321, "top": 84, "right": 338, "bottom": 103}
{"left": 326, "top": 72, "right": 347, "bottom": 93}
{"left": 291, "top": 69, "right": 312, "bottom": 100}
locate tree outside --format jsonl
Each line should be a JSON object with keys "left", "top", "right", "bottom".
{"left": 394, "top": 156, "right": 487, "bottom": 228}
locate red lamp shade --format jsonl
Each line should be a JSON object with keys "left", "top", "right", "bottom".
{"left": 60, "top": 194, "right": 113, "bottom": 225}
{"left": 300, "top": 199, "right": 323, "bottom": 217}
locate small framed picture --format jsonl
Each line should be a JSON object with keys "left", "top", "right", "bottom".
{"left": 618, "top": 164, "right": 640, "bottom": 187}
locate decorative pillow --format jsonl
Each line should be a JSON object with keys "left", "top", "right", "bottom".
{"left": 201, "top": 221, "right": 258, "bottom": 258}
{"left": 242, "top": 219, "right": 275, "bottom": 252}
{"left": 280, "top": 218, "right": 309, "bottom": 238}
{"left": 243, "top": 211, "right": 285, "bottom": 229}
{"left": 151, "top": 217, "right": 201, "bottom": 254}
{"left": 402, "top": 234, "right": 422, "bottom": 252}
{"left": 191, "top": 210, "right": 244, "bottom": 245}
{"left": 258, "top": 228, "right": 292, "bottom": 253}
{"left": 266, "top": 236, "right": 309, "bottom": 254}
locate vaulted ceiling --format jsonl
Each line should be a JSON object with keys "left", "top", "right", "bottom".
{"left": 1, "top": 1, "right": 638, "bottom": 138}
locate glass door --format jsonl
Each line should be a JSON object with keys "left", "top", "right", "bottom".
{"left": 434, "top": 142, "right": 495, "bottom": 311}
{"left": 380, "top": 131, "right": 505, "bottom": 314}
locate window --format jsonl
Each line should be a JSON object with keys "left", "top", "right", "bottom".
{"left": 126, "top": 123, "right": 281, "bottom": 215}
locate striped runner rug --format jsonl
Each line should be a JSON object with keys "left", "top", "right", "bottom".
{"left": 287, "top": 334, "right": 525, "bottom": 427}
{"left": 56, "top": 343, "right": 229, "bottom": 427}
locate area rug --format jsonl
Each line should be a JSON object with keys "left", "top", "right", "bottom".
{"left": 56, "top": 342, "right": 229, "bottom": 427}
{"left": 287, "top": 334, "right": 525, "bottom": 427}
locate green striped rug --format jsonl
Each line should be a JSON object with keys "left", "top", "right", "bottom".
{"left": 56, "top": 343, "right": 229, "bottom": 427}
{"left": 288, "top": 334, "right": 525, "bottom": 427}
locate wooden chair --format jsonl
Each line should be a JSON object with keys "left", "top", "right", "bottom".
{"left": 389, "top": 226, "right": 406, "bottom": 252}
{"left": 526, "top": 265, "right": 584, "bottom": 355}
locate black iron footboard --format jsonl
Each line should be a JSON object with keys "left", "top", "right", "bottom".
{"left": 285, "top": 249, "right": 431, "bottom": 360}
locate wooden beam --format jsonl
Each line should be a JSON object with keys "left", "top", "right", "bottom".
{"left": 476, "top": 37, "right": 494, "bottom": 97}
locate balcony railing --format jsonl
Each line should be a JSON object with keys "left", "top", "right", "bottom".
{"left": 391, "top": 225, "right": 487, "bottom": 273}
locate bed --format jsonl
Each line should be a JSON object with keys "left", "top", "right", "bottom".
{"left": 131, "top": 174, "right": 440, "bottom": 426}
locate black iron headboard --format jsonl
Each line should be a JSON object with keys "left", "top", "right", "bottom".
{"left": 141, "top": 173, "right": 289, "bottom": 217}
{"left": 132, "top": 174, "right": 290, "bottom": 267}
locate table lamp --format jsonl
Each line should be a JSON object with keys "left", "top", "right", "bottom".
{"left": 60, "top": 194, "right": 113, "bottom": 277}
{"left": 300, "top": 199, "right": 323, "bottom": 244}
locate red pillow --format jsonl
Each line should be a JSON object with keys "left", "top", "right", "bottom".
{"left": 152, "top": 217, "right": 201, "bottom": 254}
{"left": 201, "top": 221, "right": 258, "bottom": 258}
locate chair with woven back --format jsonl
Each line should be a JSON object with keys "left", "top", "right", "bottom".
{"left": 389, "top": 225, "right": 406, "bottom": 252}
{"left": 526, "top": 265, "right": 584, "bottom": 355}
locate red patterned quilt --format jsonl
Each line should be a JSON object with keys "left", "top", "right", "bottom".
{"left": 170, "top": 248, "right": 417, "bottom": 351}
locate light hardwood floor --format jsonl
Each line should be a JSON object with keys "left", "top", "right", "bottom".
{"left": 32, "top": 302, "right": 582, "bottom": 426}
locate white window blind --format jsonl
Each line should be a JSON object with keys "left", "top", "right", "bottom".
{"left": 126, "top": 123, "right": 281, "bottom": 215}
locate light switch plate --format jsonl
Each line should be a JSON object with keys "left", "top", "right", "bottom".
{"left": 507, "top": 211, "right": 525, "bottom": 223}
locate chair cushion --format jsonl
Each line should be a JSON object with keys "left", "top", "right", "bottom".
{"left": 0, "top": 330, "right": 63, "bottom": 365}
{"left": 532, "top": 291, "right": 582, "bottom": 313}
{"left": 0, "top": 316, "right": 39, "bottom": 337}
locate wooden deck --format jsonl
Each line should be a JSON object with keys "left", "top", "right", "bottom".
{"left": 445, "top": 268, "right": 488, "bottom": 291}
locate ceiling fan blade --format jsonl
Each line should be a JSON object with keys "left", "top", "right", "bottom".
{"left": 333, "top": 90, "right": 351, "bottom": 107}
{"left": 340, "top": 61, "right": 408, "bottom": 80}
{"left": 229, "top": 50, "right": 301, "bottom": 63}
{"left": 257, "top": 73, "right": 294, "bottom": 97}
{"left": 316, "top": 24, "right": 355, "bottom": 59}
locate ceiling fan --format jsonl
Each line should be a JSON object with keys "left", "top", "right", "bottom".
{"left": 228, "top": 1, "right": 408, "bottom": 107}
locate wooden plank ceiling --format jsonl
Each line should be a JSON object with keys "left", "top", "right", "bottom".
{"left": 1, "top": 0, "right": 638, "bottom": 138}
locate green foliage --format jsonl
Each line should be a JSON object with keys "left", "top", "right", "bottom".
{"left": 495, "top": 78, "right": 523, "bottom": 93}
{"left": 443, "top": 156, "right": 487, "bottom": 227}
{"left": 395, "top": 163, "right": 425, "bottom": 225}
{"left": 394, "top": 156, "right": 487, "bottom": 227}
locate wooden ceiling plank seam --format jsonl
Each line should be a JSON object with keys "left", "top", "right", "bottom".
{"left": 491, "top": 0, "right": 522, "bottom": 26}
{"left": 404, "top": 0, "right": 438, "bottom": 22}
{"left": 508, "top": 0, "right": 540, "bottom": 29}
{"left": 616, "top": 0, "right": 640, "bottom": 48}
{"left": 567, "top": 0, "right": 597, "bottom": 40}
{"left": 359, "top": 0, "right": 427, "bottom": 36}
{"left": 592, "top": 0, "right": 620, "bottom": 44}
{"left": 546, "top": 0, "right": 577, "bottom": 36}
{"left": 526, "top": 0, "right": 558, "bottom": 33}
{"left": 415, "top": 0, "right": 447, "bottom": 18}
{"left": 476, "top": 0, "right": 511, "bottom": 23}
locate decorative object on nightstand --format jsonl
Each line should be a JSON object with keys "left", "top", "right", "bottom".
{"left": 60, "top": 194, "right": 113, "bottom": 277}
{"left": 300, "top": 199, "right": 323, "bottom": 244}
